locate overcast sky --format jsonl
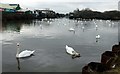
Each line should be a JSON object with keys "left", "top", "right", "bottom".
{"left": 1, "top": 0, "right": 120, "bottom": 13}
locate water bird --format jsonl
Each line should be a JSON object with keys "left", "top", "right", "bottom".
{"left": 96, "top": 35, "right": 100, "bottom": 39}
{"left": 65, "top": 45, "right": 80, "bottom": 59}
{"left": 100, "top": 20, "right": 102, "bottom": 22}
{"left": 16, "top": 43, "right": 35, "bottom": 58}
{"left": 82, "top": 26, "right": 85, "bottom": 29}
{"left": 81, "top": 26, "right": 85, "bottom": 32}
{"left": 49, "top": 22, "right": 52, "bottom": 24}
{"left": 94, "top": 21, "right": 96, "bottom": 24}
{"left": 109, "top": 24, "right": 112, "bottom": 27}
{"left": 40, "top": 25, "right": 42, "bottom": 29}
{"left": 95, "top": 25, "right": 98, "bottom": 28}
{"left": 95, "top": 25, "right": 98, "bottom": 30}
{"left": 96, "top": 35, "right": 100, "bottom": 42}
{"left": 69, "top": 28, "right": 75, "bottom": 31}
{"left": 111, "top": 64, "right": 116, "bottom": 69}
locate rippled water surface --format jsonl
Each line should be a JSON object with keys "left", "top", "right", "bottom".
{"left": 1, "top": 18, "right": 119, "bottom": 72}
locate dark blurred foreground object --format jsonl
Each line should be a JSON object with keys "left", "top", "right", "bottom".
{"left": 82, "top": 62, "right": 108, "bottom": 74}
{"left": 82, "top": 43, "right": 120, "bottom": 74}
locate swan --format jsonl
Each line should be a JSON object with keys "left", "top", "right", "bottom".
{"left": 111, "top": 64, "right": 116, "bottom": 69}
{"left": 16, "top": 43, "right": 35, "bottom": 58}
{"left": 65, "top": 45, "right": 80, "bottom": 59}
{"left": 40, "top": 25, "right": 42, "bottom": 29}
{"left": 82, "top": 26, "right": 85, "bottom": 29}
{"left": 95, "top": 25, "right": 98, "bottom": 27}
{"left": 81, "top": 26, "right": 85, "bottom": 32}
{"left": 96, "top": 35, "right": 100, "bottom": 39}
{"left": 95, "top": 25, "right": 98, "bottom": 30}
{"left": 69, "top": 28, "right": 75, "bottom": 31}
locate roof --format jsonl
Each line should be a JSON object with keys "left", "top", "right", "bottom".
{"left": 17, "top": 9, "right": 30, "bottom": 12}
{"left": 0, "top": 3, "right": 19, "bottom": 9}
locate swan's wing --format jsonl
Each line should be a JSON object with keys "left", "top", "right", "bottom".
{"left": 66, "top": 46, "right": 75, "bottom": 55}
{"left": 19, "top": 50, "right": 34, "bottom": 58}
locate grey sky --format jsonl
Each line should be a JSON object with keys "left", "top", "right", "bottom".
{"left": 1, "top": 0, "right": 120, "bottom": 13}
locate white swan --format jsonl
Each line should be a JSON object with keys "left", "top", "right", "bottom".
{"left": 65, "top": 45, "right": 80, "bottom": 58}
{"left": 16, "top": 43, "right": 35, "bottom": 58}
{"left": 69, "top": 28, "right": 75, "bottom": 31}
{"left": 82, "top": 26, "right": 85, "bottom": 29}
{"left": 82, "top": 26, "right": 85, "bottom": 31}
{"left": 111, "top": 64, "right": 116, "bottom": 68}
{"left": 95, "top": 25, "right": 98, "bottom": 28}
{"left": 40, "top": 25, "right": 42, "bottom": 29}
{"left": 96, "top": 35, "right": 100, "bottom": 39}
{"left": 95, "top": 25, "right": 98, "bottom": 30}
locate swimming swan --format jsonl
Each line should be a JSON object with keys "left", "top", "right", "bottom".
{"left": 95, "top": 25, "right": 98, "bottom": 30}
{"left": 69, "top": 28, "right": 75, "bottom": 31}
{"left": 16, "top": 43, "right": 35, "bottom": 58}
{"left": 65, "top": 45, "right": 80, "bottom": 59}
{"left": 96, "top": 35, "right": 100, "bottom": 39}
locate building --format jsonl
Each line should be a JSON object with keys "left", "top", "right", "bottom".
{"left": 118, "top": 1, "right": 120, "bottom": 11}
{"left": 35, "top": 9, "right": 56, "bottom": 18}
{"left": 0, "top": 3, "right": 21, "bottom": 12}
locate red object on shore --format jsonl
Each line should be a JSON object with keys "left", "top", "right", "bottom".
{"left": 0, "top": 8, "right": 4, "bottom": 12}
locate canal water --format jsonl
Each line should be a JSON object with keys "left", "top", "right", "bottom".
{"left": 1, "top": 18, "right": 119, "bottom": 72}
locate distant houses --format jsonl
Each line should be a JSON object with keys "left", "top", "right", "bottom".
{"left": 0, "top": 3, "right": 21, "bottom": 12}
{"left": 34, "top": 9, "right": 65, "bottom": 19}
{"left": 1, "top": 3, "right": 38, "bottom": 21}
{"left": 35, "top": 9, "right": 56, "bottom": 19}
{"left": 0, "top": 3, "right": 35, "bottom": 14}
{"left": 1, "top": 4, "right": 65, "bottom": 21}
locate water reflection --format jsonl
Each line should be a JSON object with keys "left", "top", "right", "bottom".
{"left": 16, "top": 58, "right": 20, "bottom": 70}
{"left": 16, "top": 54, "right": 35, "bottom": 71}
{"left": 2, "top": 20, "right": 34, "bottom": 33}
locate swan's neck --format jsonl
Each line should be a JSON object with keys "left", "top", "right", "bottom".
{"left": 16, "top": 47, "right": 20, "bottom": 57}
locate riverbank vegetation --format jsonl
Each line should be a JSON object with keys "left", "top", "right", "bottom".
{"left": 68, "top": 8, "right": 120, "bottom": 20}
{"left": 2, "top": 8, "right": 120, "bottom": 21}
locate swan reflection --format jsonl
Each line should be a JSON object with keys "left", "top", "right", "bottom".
{"left": 16, "top": 55, "right": 35, "bottom": 70}
{"left": 16, "top": 58, "right": 20, "bottom": 70}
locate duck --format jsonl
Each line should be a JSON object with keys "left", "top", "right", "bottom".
{"left": 16, "top": 43, "right": 35, "bottom": 58}
{"left": 65, "top": 45, "right": 80, "bottom": 59}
